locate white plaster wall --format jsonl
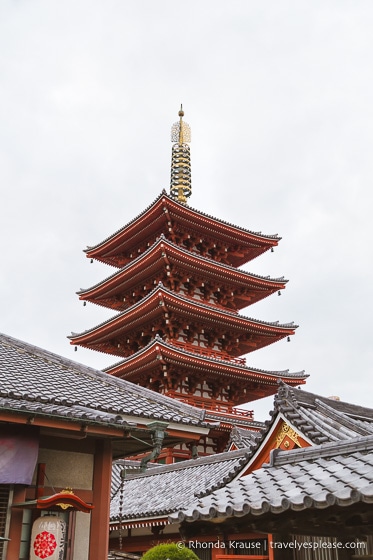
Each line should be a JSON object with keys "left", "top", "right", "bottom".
{"left": 73, "top": 511, "right": 91, "bottom": 560}
{"left": 37, "top": 448, "right": 94, "bottom": 490}
{"left": 36, "top": 449, "right": 94, "bottom": 559}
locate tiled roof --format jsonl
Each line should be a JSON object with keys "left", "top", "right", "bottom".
{"left": 173, "top": 435, "right": 373, "bottom": 523}
{"left": 86, "top": 191, "right": 280, "bottom": 253}
{"left": 111, "top": 460, "right": 162, "bottom": 498}
{"left": 70, "top": 283, "right": 297, "bottom": 340}
{"left": 271, "top": 382, "right": 373, "bottom": 444}
{"left": 204, "top": 411, "right": 265, "bottom": 430}
{"left": 226, "top": 426, "right": 263, "bottom": 449}
{"left": 106, "top": 337, "right": 307, "bottom": 383}
{"left": 109, "top": 384, "right": 373, "bottom": 528}
{"left": 0, "top": 333, "right": 206, "bottom": 428}
{"left": 232, "top": 382, "right": 373, "bottom": 465}
{"left": 79, "top": 235, "right": 287, "bottom": 296}
{"left": 110, "top": 448, "right": 251, "bottom": 526}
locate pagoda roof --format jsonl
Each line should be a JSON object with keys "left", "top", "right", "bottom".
{"left": 105, "top": 337, "right": 308, "bottom": 398}
{"left": 69, "top": 284, "right": 297, "bottom": 356}
{"left": 0, "top": 333, "right": 209, "bottom": 458}
{"left": 79, "top": 236, "right": 287, "bottom": 310}
{"left": 85, "top": 191, "right": 280, "bottom": 267}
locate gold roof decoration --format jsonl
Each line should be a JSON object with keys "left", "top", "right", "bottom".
{"left": 171, "top": 106, "right": 191, "bottom": 143}
{"left": 170, "top": 105, "right": 192, "bottom": 204}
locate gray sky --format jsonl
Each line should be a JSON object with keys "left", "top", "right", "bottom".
{"left": 1, "top": 1, "right": 372, "bottom": 420}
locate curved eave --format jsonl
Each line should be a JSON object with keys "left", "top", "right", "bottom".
{"left": 78, "top": 237, "right": 288, "bottom": 309}
{"left": 106, "top": 339, "right": 308, "bottom": 389}
{"left": 84, "top": 192, "right": 280, "bottom": 265}
{"left": 69, "top": 286, "right": 297, "bottom": 350}
{"left": 13, "top": 493, "right": 94, "bottom": 513}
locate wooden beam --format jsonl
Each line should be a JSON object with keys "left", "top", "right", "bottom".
{"left": 89, "top": 439, "right": 112, "bottom": 560}
{"left": 7, "top": 486, "right": 26, "bottom": 559}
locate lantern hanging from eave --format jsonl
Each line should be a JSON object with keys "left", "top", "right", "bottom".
{"left": 30, "top": 516, "right": 66, "bottom": 560}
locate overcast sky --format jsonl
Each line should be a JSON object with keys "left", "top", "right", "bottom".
{"left": 1, "top": 1, "right": 372, "bottom": 420}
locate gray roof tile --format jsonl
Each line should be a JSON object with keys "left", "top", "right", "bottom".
{"left": 0, "top": 333, "right": 206, "bottom": 429}
{"left": 225, "top": 426, "right": 264, "bottom": 450}
{"left": 86, "top": 191, "right": 281, "bottom": 255}
{"left": 250, "top": 382, "right": 373, "bottom": 455}
{"left": 110, "top": 448, "right": 251, "bottom": 525}
{"left": 174, "top": 435, "right": 373, "bottom": 523}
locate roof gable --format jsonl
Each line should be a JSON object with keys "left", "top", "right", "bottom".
{"left": 226, "top": 381, "right": 373, "bottom": 475}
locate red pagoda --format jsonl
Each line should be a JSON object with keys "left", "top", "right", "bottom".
{"left": 70, "top": 107, "right": 307, "bottom": 460}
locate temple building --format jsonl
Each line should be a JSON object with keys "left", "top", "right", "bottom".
{"left": 0, "top": 333, "right": 209, "bottom": 559}
{"left": 110, "top": 383, "right": 373, "bottom": 559}
{"left": 2, "top": 109, "right": 371, "bottom": 560}
{"left": 70, "top": 108, "right": 307, "bottom": 460}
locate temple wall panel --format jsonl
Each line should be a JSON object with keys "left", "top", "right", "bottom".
{"left": 73, "top": 511, "right": 91, "bottom": 560}
{"left": 36, "top": 449, "right": 94, "bottom": 490}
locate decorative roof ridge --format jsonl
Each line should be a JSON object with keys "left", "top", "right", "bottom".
{"left": 85, "top": 191, "right": 281, "bottom": 253}
{"left": 119, "top": 447, "right": 252, "bottom": 480}
{"left": 78, "top": 235, "right": 288, "bottom": 295}
{"left": 270, "top": 382, "right": 373, "bottom": 444}
{"left": 285, "top": 384, "right": 373, "bottom": 421}
{"left": 224, "top": 425, "right": 265, "bottom": 450}
{"left": 105, "top": 337, "right": 307, "bottom": 380}
{"left": 113, "top": 459, "right": 162, "bottom": 469}
{"left": 314, "top": 399, "right": 373, "bottom": 436}
{"left": 271, "top": 382, "right": 334, "bottom": 444}
{"left": 70, "top": 283, "right": 298, "bottom": 340}
{"left": 283, "top": 405, "right": 336, "bottom": 444}
{"left": 0, "top": 333, "right": 206, "bottom": 424}
{"left": 275, "top": 379, "right": 297, "bottom": 407}
{"left": 204, "top": 412, "right": 264, "bottom": 429}
{"left": 205, "top": 413, "right": 265, "bottom": 430}
{"left": 273, "top": 384, "right": 301, "bottom": 417}
{"left": 243, "top": 382, "right": 306, "bottom": 457}
{"left": 268, "top": 434, "right": 373, "bottom": 467}
{"left": 231, "top": 425, "right": 265, "bottom": 435}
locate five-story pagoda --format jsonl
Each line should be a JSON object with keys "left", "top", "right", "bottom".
{"left": 70, "top": 107, "right": 307, "bottom": 459}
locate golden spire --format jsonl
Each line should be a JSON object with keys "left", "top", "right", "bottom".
{"left": 170, "top": 105, "right": 191, "bottom": 204}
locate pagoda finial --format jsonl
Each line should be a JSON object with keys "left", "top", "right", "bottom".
{"left": 170, "top": 105, "right": 191, "bottom": 204}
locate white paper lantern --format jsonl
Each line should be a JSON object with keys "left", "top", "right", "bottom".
{"left": 30, "top": 516, "right": 66, "bottom": 560}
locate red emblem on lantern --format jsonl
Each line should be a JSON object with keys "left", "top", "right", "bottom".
{"left": 33, "top": 531, "right": 57, "bottom": 559}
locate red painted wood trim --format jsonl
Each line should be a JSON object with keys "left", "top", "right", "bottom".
{"left": 7, "top": 486, "right": 26, "bottom": 559}
{"left": 89, "top": 439, "right": 112, "bottom": 560}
